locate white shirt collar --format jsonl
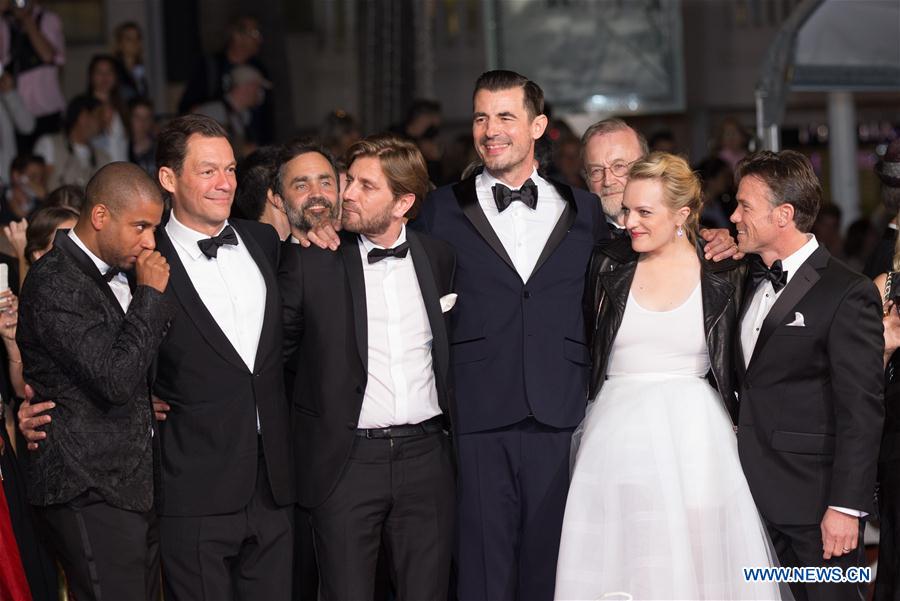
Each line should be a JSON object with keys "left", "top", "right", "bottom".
{"left": 167, "top": 210, "right": 231, "bottom": 261}
{"left": 480, "top": 167, "right": 543, "bottom": 192}
{"left": 68, "top": 229, "right": 114, "bottom": 277}
{"left": 359, "top": 224, "right": 408, "bottom": 253}
{"left": 779, "top": 234, "right": 819, "bottom": 285}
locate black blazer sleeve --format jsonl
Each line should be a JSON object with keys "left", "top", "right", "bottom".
{"left": 20, "top": 283, "right": 173, "bottom": 408}
{"left": 827, "top": 277, "right": 885, "bottom": 510}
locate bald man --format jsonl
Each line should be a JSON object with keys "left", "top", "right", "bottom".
{"left": 16, "top": 161, "right": 173, "bottom": 601}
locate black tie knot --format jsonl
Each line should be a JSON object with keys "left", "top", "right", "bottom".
{"left": 198, "top": 225, "right": 239, "bottom": 259}
{"left": 749, "top": 257, "right": 788, "bottom": 293}
{"left": 492, "top": 179, "right": 538, "bottom": 212}
{"left": 102, "top": 267, "right": 121, "bottom": 282}
{"left": 367, "top": 241, "right": 410, "bottom": 264}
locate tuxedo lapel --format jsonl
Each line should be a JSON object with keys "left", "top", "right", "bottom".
{"left": 54, "top": 230, "right": 124, "bottom": 316}
{"left": 747, "top": 247, "right": 827, "bottom": 373}
{"left": 530, "top": 179, "right": 577, "bottom": 279}
{"left": 155, "top": 227, "right": 248, "bottom": 371}
{"left": 407, "top": 231, "right": 449, "bottom": 390}
{"left": 340, "top": 234, "right": 368, "bottom": 373}
{"left": 232, "top": 221, "right": 279, "bottom": 369}
{"left": 452, "top": 177, "right": 517, "bottom": 274}
{"left": 735, "top": 264, "right": 759, "bottom": 377}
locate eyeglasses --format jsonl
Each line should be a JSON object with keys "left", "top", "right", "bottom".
{"left": 585, "top": 160, "right": 635, "bottom": 182}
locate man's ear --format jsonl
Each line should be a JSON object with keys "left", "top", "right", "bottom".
{"left": 394, "top": 193, "right": 416, "bottom": 219}
{"left": 531, "top": 114, "right": 548, "bottom": 140}
{"left": 269, "top": 189, "right": 285, "bottom": 212}
{"left": 158, "top": 166, "right": 177, "bottom": 195}
{"left": 90, "top": 203, "right": 109, "bottom": 231}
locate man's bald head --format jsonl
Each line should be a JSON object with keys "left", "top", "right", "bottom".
{"left": 79, "top": 162, "right": 165, "bottom": 270}
{"left": 83, "top": 162, "right": 163, "bottom": 218}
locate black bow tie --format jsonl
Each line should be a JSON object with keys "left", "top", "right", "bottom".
{"left": 368, "top": 241, "right": 410, "bottom": 264}
{"left": 102, "top": 267, "right": 121, "bottom": 282}
{"left": 749, "top": 258, "right": 788, "bottom": 293}
{"left": 492, "top": 179, "right": 538, "bottom": 212}
{"left": 198, "top": 225, "right": 239, "bottom": 259}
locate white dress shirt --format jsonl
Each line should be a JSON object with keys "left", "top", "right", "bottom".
{"left": 68, "top": 230, "right": 131, "bottom": 312}
{"left": 476, "top": 168, "right": 566, "bottom": 282}
{"left": 357, "top": 225, "right": 441, "bottom": 429}
{"left": 165, "top": 212, "right": 266, "bottom": 372}
{"left": 740, "top": 234, "right": 863, "bottom": 518}
{"left": 740, "top": 234, "right": 819, "bottom": 367}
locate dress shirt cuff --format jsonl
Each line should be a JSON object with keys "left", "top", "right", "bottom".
{"left": 829, "top": 505, "right": 867, "bottom": 518}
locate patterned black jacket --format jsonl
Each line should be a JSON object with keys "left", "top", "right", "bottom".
{"left": 17, "top": 230, "right": 173, "bottom": 511}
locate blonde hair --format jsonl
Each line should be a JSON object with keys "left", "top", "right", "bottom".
{"left": 628, "top": 151, "right": 702, "bottom": 242}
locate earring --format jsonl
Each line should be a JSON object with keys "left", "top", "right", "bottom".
{"left": 676, "top": 225, "right": 684, "bottom": 237}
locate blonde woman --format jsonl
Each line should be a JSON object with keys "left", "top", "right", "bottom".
{"left": 555, "top": 153, "right": 783, "bottom": 599}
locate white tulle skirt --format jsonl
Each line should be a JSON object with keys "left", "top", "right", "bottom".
{"left": 554, "top": 374, "right": 785, "bottom": 601}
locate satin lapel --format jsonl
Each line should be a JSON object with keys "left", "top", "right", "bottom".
{"left": 735, "top": 266, "right": 758, "bottom": 376}
{"left": 155, "top": 227, "right": 247, "bottom": 371}
{"left": 453, "top": 177, "right": 517, "bottom": 274}
{"left": 746, "top": 247, "right": 827, "bottom": 373}
{"left": 530, "top": 179, "right": 578, "bottom": 279}
{"left": 340, "top": 235, "right": 368, "bottom": 373}
{"left": 54, "top": 230, "right": 125, "bottom": 316}
{"left": 407, "top": 231, "right": 448, "bottom": 390}
{"left": 232, "top": 221, "right": 279, "bottom": 370}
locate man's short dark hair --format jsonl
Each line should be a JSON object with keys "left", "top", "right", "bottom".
{"left": 64, "top": 94, "right": 101, "bottom": 134}
{"left": 473, "top": 70, "right": 544, "bottom": 119}
{"left": 735, "top": 150, "right": 822, "bottom": 233}
{"left": 156, "top": 114, "right": 228, "bottom": 174}
{"left": 84, "top": 161, "right": 162, "bottom": 214}
{"left": 233, "top": 146, "right": 280, "bottom": 221}
{"left": 272, "top": 139, "right": 338, "bottom": 199}
{"left": 10, "top": 153, "right": 45, "bottom": 175}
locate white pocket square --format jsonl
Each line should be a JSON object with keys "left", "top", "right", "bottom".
{"left": 440, "top": 293, "right": 458, "bottom": 313}
{"left": 786, "top": 312, "right": 805, "bottom": 327}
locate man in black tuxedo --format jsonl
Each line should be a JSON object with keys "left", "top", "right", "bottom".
{"left": 279, "top": 134, "right": 456, "bottom": 600}
{"left": 17, "top": 162, "right": 173, "bottom": 601}
{"left": 149, "top": 115, "right": 296, "bottom": 600}
{"left": 732, "top": 150, "right": 884, "bottom": 601}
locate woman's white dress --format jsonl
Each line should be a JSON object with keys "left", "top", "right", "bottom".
{"left": 554, "top": 284, "right": 784, "bottom": 600}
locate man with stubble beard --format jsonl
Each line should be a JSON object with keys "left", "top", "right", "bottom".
{"left": 273, "top": 139, "right": 341, "bottom": 245}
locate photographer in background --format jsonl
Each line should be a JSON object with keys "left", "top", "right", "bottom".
{"left": 0, "top": 0, "right": 65, "bottom": 154}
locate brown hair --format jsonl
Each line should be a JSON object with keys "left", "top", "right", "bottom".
{"left": 472, "top": 70, "right": 544, "bottom": 119}
{"left": 346, "top": 134, "right": 430, "bottom": 220}
{"left": 25, "top": 206, "right": 80, "bottom": 264}
{"left": 628, "top": 152, "right": 702, "bottom": 242}
{"left": 156, "top": 114, "right": 229, "bottom": 175}
{"left": 734, "top": 150, "right": 821, "bottom": 233}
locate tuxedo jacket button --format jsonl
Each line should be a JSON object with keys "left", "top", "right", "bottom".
{"left": 356, "top": 385, "right": 364, "bottom": 394}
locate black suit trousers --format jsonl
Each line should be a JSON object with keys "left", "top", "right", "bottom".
{"left": 766, "top": 519, "right": 866, "bottom": 601}
{"left": 36, "top": 491, "right": 159, "bottom": 601}
{"left": 159, "top": 450, "right": 294, "bottom": 601}
{"left": 311, "top": 430, "right": 455, "bottom": 601}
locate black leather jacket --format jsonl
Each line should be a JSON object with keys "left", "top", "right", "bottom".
{"left": 585, "top": 237, "right": 747, "bottom": 423}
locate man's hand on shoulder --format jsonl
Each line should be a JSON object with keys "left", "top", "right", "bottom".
{"left": 302, "top": 218, "right": 342, "bottom": 251}
{"left": 701, "top": 228, "right": 743, "bottom": 262}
